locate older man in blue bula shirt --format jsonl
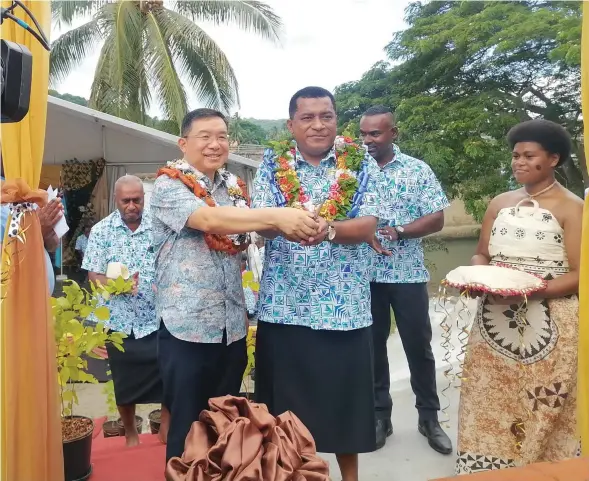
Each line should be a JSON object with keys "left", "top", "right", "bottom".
{"left": 360, "top": 106, "right": 453, "bottom": 455}
{"left": 253, "top": 87, "right": 386, "bottom": 481}
{"left": 83, "top": 175, "right": 168, "bottom": 447}
{"left": 150, "top": 108, "right": 320, "bottom": 462}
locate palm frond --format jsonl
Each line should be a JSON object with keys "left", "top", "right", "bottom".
{"left": 156, "top": 8, "right": 239, "bottom": 113}
{"left": 51, "top": 0, "right": 109, "bottom": 28}
{"left": 89, "top": 34, "right": 122, "bottom": 114}
{"left": 49, "top": 19, "right": 102, "bottom": 86}
{"left": 171, "top": 1, "right": 282, "bottom": 43}
{"left": 88, "top": 2, "right": 147, "bottom": 121}
{"left": 144, "top": 9, "right": 188, "bottom": 127}
{"left": 113, "top": 0, "right": 143, "bottom": 110}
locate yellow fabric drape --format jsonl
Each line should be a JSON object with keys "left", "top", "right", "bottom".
{"left": 578, "top": 0, "right": 589, "bottom": 458}
{"left": 0, "top": 2, "right": 64, "bottom": 481}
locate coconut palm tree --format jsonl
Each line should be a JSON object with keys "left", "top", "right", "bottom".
{"left": 50, "top": 1, "right": 282, "bottom": 129}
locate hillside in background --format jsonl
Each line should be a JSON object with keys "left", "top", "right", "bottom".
{"left": 245, "top": 118, "right": 287, "bottom": 133}
{"left": 49, "top": 90, "right": 88, "bottom": 107}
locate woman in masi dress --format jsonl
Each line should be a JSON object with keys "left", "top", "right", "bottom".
{"left": 456, "top": 119, "right": 583, "bottom": 475}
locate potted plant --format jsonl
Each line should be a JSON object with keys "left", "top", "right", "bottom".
{"left": 53, "top": 278, "right": 129, "bottom": 481}
{"left": 101, "top": 370, "right": 121, "bottom": 437}
{"left": 101, "top": 371, "right": 145, "bottom": 436}
{"left": 240, "top": 271, "right": 259, "bottom": 398}
{"left": 148, "top": 408, "right": 162, "bottom": 434}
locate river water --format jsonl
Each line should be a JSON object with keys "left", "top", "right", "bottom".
{"left": 426, "top": 237, "right": 478, "bottom": 293}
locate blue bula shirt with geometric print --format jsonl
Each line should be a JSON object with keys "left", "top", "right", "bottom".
{"left": 369, "top": 144, "right": 450, "bottom": 284}
{"left": 252, "top": 145, "right": 385, "bottom": 331}
{"left": 81, "top": 210, "right": 158, "bottom": 338}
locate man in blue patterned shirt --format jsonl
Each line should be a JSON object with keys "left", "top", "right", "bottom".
{"left": 253, "top": 87, "right": 385, "bottom": 481}
{"left": 360, "top": 105, "right": 452, "bottom": 455}
{"left": 150, "top": 108, "right": 320, "bottom": 462}
{"left": 83, "top": 175, "right": 167, "bottom": 447}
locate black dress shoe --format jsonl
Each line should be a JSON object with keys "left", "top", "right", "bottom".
{"left": 375, "top": 419, "right": 393, "bottom": 450}
{"left": 418, "top": 420, "right": 452, "bottom": 455}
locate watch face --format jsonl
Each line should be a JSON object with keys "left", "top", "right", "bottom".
{"left": 328, "top": 226, "right": 336, "bottom": 241}
{"left": 396, "top": 226, "right": 405, "bottom": 233}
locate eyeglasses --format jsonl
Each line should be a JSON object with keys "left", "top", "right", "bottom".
{"left": 183, "top": 135, "right": 229, "bottom": 144}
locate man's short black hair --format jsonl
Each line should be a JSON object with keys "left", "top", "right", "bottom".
{"left": 181, "top": 108, "right": 228, "bottom": 137}
{"left": 362, "top": 105, "right": 394, "bottom": 117}
{"left": 288, "top": 86, "right": 336, "bottom": 119}
{"left": 506, "top": 119, "right": 572, "bottom": 166}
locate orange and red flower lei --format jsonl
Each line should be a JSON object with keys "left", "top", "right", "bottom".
{"left": 268, "top": 136, "right": 365, "bottom": 221}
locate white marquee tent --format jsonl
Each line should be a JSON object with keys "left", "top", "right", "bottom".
{"left": 43, "top": 96, "right": 260, "bottom": 210}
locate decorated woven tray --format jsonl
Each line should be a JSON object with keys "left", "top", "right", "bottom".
{"left": 442, "top": 265, "right": 547, "bottom": 296}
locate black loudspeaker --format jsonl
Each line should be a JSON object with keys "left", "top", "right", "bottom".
{"left": 1, "top": 39, "right": 32, "bottom": 123}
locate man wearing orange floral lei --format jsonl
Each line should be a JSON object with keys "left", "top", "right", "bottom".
{"left": 150, "top": 108, "right": 320, "bottom": 462}
{"left": 252, "top": 87, "right": 386, "bottom": 481}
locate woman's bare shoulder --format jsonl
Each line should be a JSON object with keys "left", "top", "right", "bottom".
{"left": 551, "top": 189, "right": 584, "bottom": 226}
{"left": 488, "top": 190, "right": 525, "bottom": 210}
{"left": 562, "top": 188, "right": 584, "bottom": 206}
{"left": 562, "top": 190, "right": 584, "bottom": 217}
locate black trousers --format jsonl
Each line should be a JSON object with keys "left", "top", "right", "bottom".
{"left": 157, "top": 321, "right": 247, "bottom": 461}
{"left": 370, "top": 282, "right": 440, "bottom": 422}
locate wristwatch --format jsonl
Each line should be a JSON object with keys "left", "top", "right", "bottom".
{"left": 327, "top": 223, "right": 336, "bottom": 242}
{"left": 394, "top": 225, "right": 405, "bottom": 239}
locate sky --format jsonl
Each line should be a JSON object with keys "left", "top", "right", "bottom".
{"left": 52, "top": 0, "right": 411, "bottom": 119}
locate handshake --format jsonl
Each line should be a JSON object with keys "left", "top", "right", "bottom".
{"left": 269, "top": 207, "right": 329, "bottom": 246}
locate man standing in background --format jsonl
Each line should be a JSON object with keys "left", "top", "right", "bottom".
{"left": 83, "top": 175, "right": 168, "bottom": 446}
{"left": 360, "top": 106, "right": 452, "bottom": 455}
{"left": 75, "top": 224, "right": 93, "bottom": 266}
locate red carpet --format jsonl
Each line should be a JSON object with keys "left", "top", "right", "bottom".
{"left": 91, "top": 418, "right": 166, "bottom": 481}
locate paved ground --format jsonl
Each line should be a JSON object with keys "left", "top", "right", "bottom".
{"left": 321, "top": 372, "right": 460, "bottom": 481}
{"left": 77, "top": 297, "right": 475, "bottom": 481}
{"left": 323, "top": 297, "right": 474, "bottom": 481}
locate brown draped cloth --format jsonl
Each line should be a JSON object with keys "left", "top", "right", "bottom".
{"left": 165, "top": 396, "right": 330, "bottom": 481}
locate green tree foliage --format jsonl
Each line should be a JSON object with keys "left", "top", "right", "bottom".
{"left": 335, "top": 1, "right": 585, "bottom": 221}
{"left": 49, "top": 89, "right": 88, "bottom": 106}
{"left": 246, "top": 118, "right": 287, "bottom": 133}
{"left": 229, "top": 113, "right": 268, "bottom": 145}
{"left": 50, "top": 0, "right": 282, "bottom": 129}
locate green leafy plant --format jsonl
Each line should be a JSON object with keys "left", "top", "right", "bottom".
{"left": 243, "top": 328, "right": 257, "bottom": 379}
{"left": 102, "top": 370, "right": 118, "bottom": 416}
{"left": 53, "top": 279, "right": 130, "bottom": 418}
{"left": 242, "top": 272, "right": 258, "bottom": 380}
{"left": 241, "top": 270, "right": 260, "bottom": 293}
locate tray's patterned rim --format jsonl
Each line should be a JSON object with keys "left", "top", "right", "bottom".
{"left": 441, "top": 263, "right": 548, "bottom": 297}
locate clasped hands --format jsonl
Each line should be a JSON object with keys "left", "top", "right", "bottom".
{"left": 274, "top": 208, "right": 329, "bottom": 246}
{"left": 38, "top": 198, "right": 63, "bottom": 250}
